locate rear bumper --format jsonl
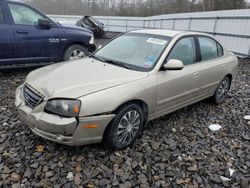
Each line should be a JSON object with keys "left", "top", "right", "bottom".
{"left": 15, "top": 85, "right": 115, "bottom": 146}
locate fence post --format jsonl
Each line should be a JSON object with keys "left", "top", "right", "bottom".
{"left": 188, "top": 17, "right": 192, "bottom": 31}
{"left": 154, "top": 20, "right": 156, "bottom": 29}
{"left": 107, "top": 18, "right": 110, "bottom": 32}
{"left": 160, "top": 19, "right": 163, "bottom": 29}
{"left": 213, "top": 17, "right": 218, "bottom": 35}
{"left": 172, "top": 18, "right": 175, "bottom": 30}
{"left": 126, "top": 19, "right": 128, "bottom": 32}
{"left": 143, "top": 20, "right": 146, "bottom": 29}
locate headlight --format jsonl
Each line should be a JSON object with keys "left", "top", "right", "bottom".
{"left": 45, "top": 99, "right": 81, "bottom": 117}
{"left": 89, "top": 35, "right": 94, "bottom": 44}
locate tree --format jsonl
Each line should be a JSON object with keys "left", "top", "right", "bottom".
{"left": 24, "top": 0, "right": 248, "bottom": 16}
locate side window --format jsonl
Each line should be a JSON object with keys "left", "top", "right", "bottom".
{"left": 198, "top": 37, "right": 218, "bottom": 61}
{"left": 8, "top": 3, "right": 44, "bottom": 26}
{"left": 217, "top": 43, "right": 224, "bottom": 57}
{"left": 166, "top": 37, "right": 196, "bottom": 66}
{"left": 0, "top": 5, "right": 4, "bottom": 24}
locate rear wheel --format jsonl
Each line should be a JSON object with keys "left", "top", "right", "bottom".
{"left": 63, "top": 45, "right": 88, "bottom": 61}
{"left": 213, "top": 76, "right": 231, "bottom": 104}
{"left": 104, "top": 103, "right": 144, "bottom": 150}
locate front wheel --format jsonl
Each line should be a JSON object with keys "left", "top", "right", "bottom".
{"left": 104, "top": 103, "right": 144, "bottom": 150}
{"left": 213, "top": 76, "right": 231, "bottom": 104}
{"left": 63, "top": 45, "right": 88, "bottom": 61}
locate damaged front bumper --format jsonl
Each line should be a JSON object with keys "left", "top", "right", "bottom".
{"left": 15, "top": 85, "right": 115, "bottom": 146}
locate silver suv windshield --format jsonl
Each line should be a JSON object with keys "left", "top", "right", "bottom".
{"left": 94, "top": 33, "right": 172, "bottom": 71}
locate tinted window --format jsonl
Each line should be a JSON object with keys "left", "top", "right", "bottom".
{"left": 199, "top": 37, "right": 218, "bottom": 61}
{"left": 217, "top": 43, "right": 224, "bottom": 57}
{"left": 0, "top": 5, "right": 3, "bottom": 24}
{"left": 167, "top": 37, "right": 196, "bottom": 66}
{"left": 8, "top": 3, "right": 44, "bottom": 26}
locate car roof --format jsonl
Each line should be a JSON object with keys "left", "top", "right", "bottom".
{"left": 130, "top": 29, "right": 210, "bottom": 38}
{"left": 130, "top": 29, "right": 184, "bottom": 37}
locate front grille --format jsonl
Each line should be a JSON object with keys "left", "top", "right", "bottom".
{"left": 23, "top": 84, "right": 44, "bottom": 108}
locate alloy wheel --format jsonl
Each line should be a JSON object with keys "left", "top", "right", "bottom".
{"left": 70, "top": 49, "right": 86, "bottom": 60}
{"left": 217, "top": 79, "right": 230, "bottom": 102}
{"left": 116, "top": 110, "right": 141, "bottom": 146}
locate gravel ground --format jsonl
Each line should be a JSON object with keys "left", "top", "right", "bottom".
{"left": 0, "top": 34, "right": 249, "bottom": 188}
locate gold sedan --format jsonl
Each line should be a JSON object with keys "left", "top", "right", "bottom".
{"left": 15, "top": 30, "right": 238, "bottom": 150}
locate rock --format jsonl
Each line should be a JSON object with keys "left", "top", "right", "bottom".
{"left": 138, "top": 174, "right": 148, "bottom": 184}
{"left": 167, "top": 139, "right": 177, "bottom": 151}
{"left": 30, "top": 163, "right": 39, "bottom": 169}
{"left": 66, "top": 172, "right": 74, "bottom": 181}
{"left": 74, "top": 173, "right": 82, "bottom": 185}
{"left": 45, "top": 171, "right": 54, "bottom": 178}
{"left": 151, "top": 141, "right": 161, "bottom": 150}
{"left": 76, "top": 155, "right": 84, "bottom": 162}
{"left": 242, "top": 134, "right": 250, "bottom": 141}
{"left": 75, "top": 164, "right": 82, "bottom": 173}
{"left": 1, "top": 166, "right": 11, "bottom": 174}
{"left": 12, "top": 183, "right": 21, "bottom": 188}
{"left": 188, "top": 164, "right": 198, "bottom": 172}
{"left": 9, "top": 172, "right": 20, "bottom": 182}
{"left": 87, "top": 183, "right": 94, "bottom": 188}
{"left": 176, "top": 178, "right": 191, "bottom": 185}
{"left": 172, "top": 128, "right": 177, "bottom": 133}
{"left": 119, "top": 181, "right": 131, "bottom": 188}
{"left": 99, "top": 179, "right": 110, "bottom": 186}
{"left": 153, "top": 175, "right": 160, "bottom": 181}
{"left": 58, "top": 161, "right": 63, "bottom": 168}
{"left": 42, "top": 165, "right": 49, "bottom": 172}
{"left": 99, "top": 164, "right": 113, "bottom": 175}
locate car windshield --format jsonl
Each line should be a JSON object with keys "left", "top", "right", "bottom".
{"left": 88, "top": 17, "right": 103, "bottom": 26}
{"left": 94, "top": 33, "right": 172, "bottom": 71}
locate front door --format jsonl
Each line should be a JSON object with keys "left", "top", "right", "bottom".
{"left": 0, "top": 2, "right": 15, "bottom": 65}
{"left": 7, "top": 2, "right": 58, "bottom": 63}
{"left": 155, "top": 37, "right": 200, "bottom": 117}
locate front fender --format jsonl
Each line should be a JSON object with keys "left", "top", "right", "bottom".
{"left": 78, "top": 75, "right": 157, "bottom": 117}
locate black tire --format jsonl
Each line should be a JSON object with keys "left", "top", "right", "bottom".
{"left": 63, "top": 45, "right": 88, "bottom": 61}
{"left": 213, "top": 76, "right": 231, "bottom": 104}
{"left": 104, "top": 103, "right": 144, "bottom": 150}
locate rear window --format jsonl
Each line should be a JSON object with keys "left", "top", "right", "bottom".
{"left": 198, "top": 37, "right": 224, "bottom": 61}
{"left": 217, "top": 43, "right": 224, "bottom": 57}
{"left": 0, "top": 5, "right": 4, "bottom": 24}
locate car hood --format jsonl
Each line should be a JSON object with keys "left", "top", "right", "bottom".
{"left": 58, "top": 24, "right": 93, "bottom": 34}
{"left": 26, "top": 58, "right": 148, "bottom": 99}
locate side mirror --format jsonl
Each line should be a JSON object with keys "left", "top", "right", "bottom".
{"left": 38, "top": 19, "right": 53, "bottom": 28}
{"left": 97, "top": 45, "right": 103, "bottom": 50}
{"left": 162, "top": 59, "right": 184, "bottom": 70}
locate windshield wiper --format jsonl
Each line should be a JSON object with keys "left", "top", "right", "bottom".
{"left": 104, "top": 59, "right": 131, "bottom": 70}
{"left": 89, "top": 55, "right": 131, "bottom": 70}
{"left": 89, "top": 55, "right": 106, "bottom": 63}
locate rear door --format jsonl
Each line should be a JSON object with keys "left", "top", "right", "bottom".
{"left": 196, "top": 36, "right": 226, "bottom": 98}
{"left": 7, "top": 2, "right": 58, "bottom": 63}
{"left": 0, "top": 1, "right": 15, "bottom": 65}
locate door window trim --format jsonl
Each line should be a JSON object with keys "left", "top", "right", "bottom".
{"left": 196, "top": 35, "right": 225, "bottom": 62}
{"left": 160, "top": 35, "right": 198, "bottom": 70}
{"left": 0, "top": 2, "right": 6, "bottom": 24}
{"left": 7, "top": 1, "right": 54, "bottom": 27}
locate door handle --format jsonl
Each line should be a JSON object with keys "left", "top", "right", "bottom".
{"left": 193, "top": 72, "right": 199, "bottom": 78}
{"left": 16, "top": 30, "right": 29, "bottom": 34}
